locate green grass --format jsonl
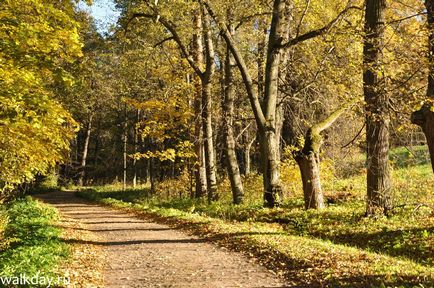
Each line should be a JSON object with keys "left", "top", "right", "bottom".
{"left": 77, "top": 146, "right": 434, "bottom": 287}
{"left": 0, "top": 197, "right": 69, "bottom": 287}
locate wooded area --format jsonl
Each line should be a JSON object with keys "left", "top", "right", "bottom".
{"left": 1, "top": 0, "right": 433, "bottom": 286}
{"left": 2, "top": 0, "right": 432, "bottom": 211}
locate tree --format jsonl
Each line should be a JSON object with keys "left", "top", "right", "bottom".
{"left": 363, "top": 0, "right": 392, "bottom": 216}
{"left": 201, "top": 0, "right": 360, "bottom": 208}
{"left": 0, "top": 0, "right": 83, "bottom": 198}
{"left": 127, "top": 1, "right": 219, "bottom": 201}
{"left": 222, "top": 16, "right": 244, "bottom": 204}
{"left": 412, "top": 0, "right": 434, "bottom": 173}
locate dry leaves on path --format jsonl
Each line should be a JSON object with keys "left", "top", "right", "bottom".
{"left": 57, "top": 216, "right": 105, "bottom": 288}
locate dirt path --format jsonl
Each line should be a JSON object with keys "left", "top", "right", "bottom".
{"left": 36, "top": 191, "right": 286, "bottom": 288}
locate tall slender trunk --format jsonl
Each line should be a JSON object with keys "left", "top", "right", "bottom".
{"left": 412, "top": 0, "right": 434, "bottom": 173}
{"left": 202, "top": 81, "right": 218, "bottom": 202}
{"left": 93, "top": 131, "right": 99, "bottom": 166}
{"left": 257, "top": 21, "right": 267, "bottom": 176}
{"left": 78, "top": 113, "right": 93, "bottom": 186}
{"left": 223, "top": 19, "right": 244, "bottom": 204}
{"left": 261, "top": 0, "right": 290, "bottom": 207}
{"left": 123, "top": 104, "right": 128, "bottom": 191}
{"left": 363, "top": 0, "right": 392, "bottom": 216}
{"left": 133, "top": 109, "right": 140, "bottom": 187}
{"left": 150, "top": 158, "right": 155, "bottom": 193}
{"left": 192, "top": 13, "right": 208, "bottom": 198}
{"left": 244, "top": 136, "right": 255, "bottom": 176}
{"left": 202, "top": 8, "right": 218, "bottom": 202}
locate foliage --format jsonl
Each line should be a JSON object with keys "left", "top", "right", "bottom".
{"left": 0, "top": 197, "right": 69, "bottom": 286}
{"left": 0, "top": 0, "right": 81, "bottom": 196}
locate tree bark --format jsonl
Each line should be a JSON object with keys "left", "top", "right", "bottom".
{"left": 150, "top": 158, "right": 155, "bottom": 193}
{"left": 202, "top": 7, "right": 218, "bottom": 202}
{"left": 295, "top": 129, "right": 325, "bottom": 209}
{"left": 192, "top": 12, "right": 208, "bottom": 198}
{"left": 261, "top": 0, "right": 292, "bottom": 207}
{"left": 133, "top": 109, "right": 140, "bottom": 187}
{"left": 78, "top": 113, "right": 93, "bottom": 186}
{"left": 202, "top": 81, "right": 218, "bottom": 202}
{"left": 411, "top": 0, "right": 434, "bottom": 173}
{"left": 123, "top": 104, "right": 128, "bottom": 191}
{"left": 363, "top": 0, "right": 392, "bottom": 216}
{"left": 295, "top": 151, "right": 324, "bottom": 209}
{"left": 223, "top": 19, "right": 244, "bottom": 204}
{"left": 244, "top": 137, "right": 255, "bottom": 176}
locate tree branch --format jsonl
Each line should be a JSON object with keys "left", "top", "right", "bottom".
{"left": 153, "top": 36, "right": 175, "bottom": 48}
{"left": 280, "top": 4, "right": 362, "bottom": 49}
{"left": 235, "top": 12, "right": 272, "bottom": 30}
{"left": 130, "top": 13, "right": 204, "bottom": 79}
{"left": 311, "top": 96, "right": 362, "bottom": 134}
{"left": 198, "top": 0, "right": 266, "bottom": 129}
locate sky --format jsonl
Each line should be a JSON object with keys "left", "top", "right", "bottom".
{"left": 77, "top": 0, "right": 121, "bottom": 35}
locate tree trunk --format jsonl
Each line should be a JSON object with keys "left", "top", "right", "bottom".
{"left": 363, "top": 0, "right": 392, "bottom": 216}
{"left": 202, "top": 8, "right": 218, "bottom": 202}
{"left": 192, "top": 12, "right": 208, "bottom": 198}
{"left": 78, "top": 113, "right": 93, "bottom": 186}
{"left": 261, "top": 0, "right": 289, "bottom": 207}
{"left": 261, "top": 129, "right": 283, "bottom": 207}
{"left": 150, "top": 158, "right": 155, "bottom": 193}
{"left": 411, "top": 0, "right": 434, "bottom": 173}
{"left": 244, "top": 137, "right": 255, "bottom": 176}
{"left": 295, "top": 129, "right": 325, "bottom": 209}
{"left": 133, "top": 109, "right": 140, "bottom": 187}
{"left": 202, "top": 81, "right": 218, "bottom": 202}
{"left": 123, "top": 104, "right": 128, "bottom": 191}
{"left": 223, "top": 20, "right": 244, "bottom": 204}
{"left": 296, "top": 154, "right": 324, "bottom": 209}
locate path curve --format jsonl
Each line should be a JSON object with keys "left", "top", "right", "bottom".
{"left": 37, "top": 191, "right": 286, "bottom": 288}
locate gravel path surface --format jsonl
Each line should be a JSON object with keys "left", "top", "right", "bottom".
{"left": 37, "top": 191, "right": 287, "bottom": 288}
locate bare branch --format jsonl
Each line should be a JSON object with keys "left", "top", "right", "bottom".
{"left": 296, "top": 0, "right": 311, "bottom": 38}
{"left": 235, "top": 12, "right": 272, "bottom": 30}
{"left": 198, "top": 0, "right": 267, "bottom": 129}
{"left": 311, "top": 96, "right": 362, "bottom": 134}
{"left": 280, "top": 4, "right": 362, "bottom": 49}
{"left": 341, "top": 123, "right": 365, "bottom": 149}
{"left": 388, "top": 12, "right": 427, "bottom": 24}
{"left": 153, "top": 36, "right": 175, "bottom": 48}
{"left": 130, "top": 13, "right": 204, "bottom": 79}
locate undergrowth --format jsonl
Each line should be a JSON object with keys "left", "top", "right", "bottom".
{"left": 0, "top": 197, "right": 69, "bottom": 287}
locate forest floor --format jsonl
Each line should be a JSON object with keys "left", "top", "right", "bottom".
{"left": 36, "top": 191, "right": 286, "bottom": 288}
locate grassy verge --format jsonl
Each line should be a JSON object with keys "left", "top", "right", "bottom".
{"left": 0, "top": 196, "right": 70, "bottom": 287}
